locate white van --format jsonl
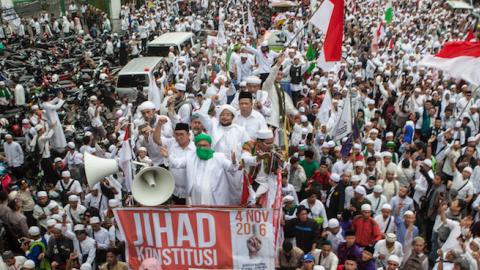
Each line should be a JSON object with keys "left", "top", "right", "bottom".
{"left": 147, "top": 32, "right": 199, "bottom": 57}
{"left": 115, "top": 57, "right": 163, "bottom": 100}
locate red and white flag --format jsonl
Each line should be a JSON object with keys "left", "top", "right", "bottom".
{"left": 118, "top": 124, "right": 133, "bottom": 192}
{"left": 310, "top": 0, "right": 344, "bottom": 68}
{"left": 419, "top": 41, "right": 480, "bottom": 85}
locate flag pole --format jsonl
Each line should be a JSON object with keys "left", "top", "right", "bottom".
{"left": 240, "top": 1, "right": 247, "bottom": 41}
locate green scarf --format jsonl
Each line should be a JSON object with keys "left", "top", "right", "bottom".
{"left": 196, "top": 148, "right": 214, "bottom": 160}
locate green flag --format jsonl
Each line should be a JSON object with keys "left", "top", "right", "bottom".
{"left": 306, "top": 42, "right": 316, "bottom": 61}
{"left": 385, "top": 0, "right": 393, "bottom": 24}
{"left": 306, "top": 63, "right": 316, "bottom": 75}
{"left": 226, "top": 46, "right": 234, "bottom": 71}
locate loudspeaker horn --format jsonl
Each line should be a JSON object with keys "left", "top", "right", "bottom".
{"left": 84, "top": 152, "right": 119, "bottom": 188}
{"left": 132, "top": 167, "right": 175, "bottom": 206}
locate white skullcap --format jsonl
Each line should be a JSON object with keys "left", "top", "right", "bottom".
{"left": 351, "top": 175, "right": 361, "bottom": 182}
{"left": 61, "top": 171, "right": 71, "bottom": 178}
{"left": 67, "top": 142, "right": 75, "bottom": 149}
{"left": 138, "top": 101, "right": 156, "bottom": 111}
{"left": 54, "top": 157, "right": 62, "bottom": 163}
{"left": 91, "top": 183, "right": 100, "bottom": 190}
{"left": 355, "top": 161, "right": 365, "bottom": 167}
{"left": 283, "top": 195, "right": 294, "bottom": 203}
{"left": 4, "top": 134, "right": 12, "bottom": 139}
{"left": 299, "top": 107, "right": 306, "bottom": 113}
{"left": 385, "top": 132, "right": 394, "bottom": 137}
{"left": 455, "top": 121, "right": 462, "bottom": 128}
{"left": 370, "top": 128, "right": 379, "bottom": 134}
{"left": 22, "top": 260, "right": 35, "bottom": 269}
{"left": 373, "top": 185, "right": 383, "bottom": 193}
{"left": 239, "top": 81, "right": 247, "bottom": 87}
{"left": 68, "top": 195, "right": 79, "bottom": 202}
{"left": 386, "top": 233, "right": 397, "bottom": 242}
{"left": 367, "top": 99, "right": 375, "bottom": 105}
{"left": 51, "top": 214, "right": 62, "bottom": 221}
{"left": 328, "top": 218, "right": 340, "bottom": 228}
{"left": 89, "top": 95, "right": 98, "bottom": 101}
{"left": 46, "top": 219, "right": 57, "bottom": 227}
{"left": 463, "top": 167, "right": 473, "bottom": 174}
{"left": 37, "top": 191, "right": 48, "bottom": 197}
{"left": 261, "top": 41, "right": 268, "bottom": 47}
{"left": 53, "top": 223, "right": 63, "bottom": 230}
{"left": 388, "top": 255, "right": 400, "bottom": 264}
{"left": 34, "top": 124, "right": 44, "bottom": 131}
{"left": 219, "top": 104, "right": 236, "bottom": 116}
{"left": 89, "top": 216, "right": 100, "bottom": 224}
{"left": 257, "top": 129, "right": 274, "bottom": 140}
{"left": 246, "top": 76, "right": 262, "bottom": 85}
{"left": 84, "top": 131, "right": 93, "bottom": 137}
{"left": 22, "top": 119, "right": 29, "bottom": 124}
{"left": 32, "top": 105, "right": 39, "bottom": 110}
{"left": 382, "top": 151, "right": 392, "bottom": 158}
{"left": 382, "top": 203, "right": 392, "bottom": 210}
{"left": 330, "top": 173, "right": 340, "bottom": 182}
{"left": 300, "top": 115, "right": 308, "bottom": 122}
{"left": 354, "top": 186, "right": 366, "bottom": 196}
{"left": 353, "top": 143, "right": 361, "bottom": 150}
{"left": 138, "top": 146, "right": 147, "bottom": 152}
{"left": 28, "top": 226, "right": 40, "bottom": 236}
{"left": 423, "top": 159, "right": 432, "bottom": 167}
{"left": 327, "top": 141, "right": 335, "bottom": 148}
{"left": 109, "top": 199, "right": 120, "bottom": 207}
{"left": 175, "top": 83, "right": 186, "bottom": 91}
{"left": 73, "top": 224, "right": 85, "bottom": 232}
{"left": 404, "top": 210, "right": 415, "bottom": 216}
{"left": 361, "top": 204, "right": 372, "bottom": 211}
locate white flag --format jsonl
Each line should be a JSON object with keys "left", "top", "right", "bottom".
{"left": 247, "top": 4, "right": 257, "bottom": 38}
{"left": 317, "top": 89, "right": 332, "bottom": 125}
{"left": 148, "top": 78, "right": 162, "bottom": 111}
{"left": 217, "top": 7, "right": 226, "bottom": 46}
{"left": 332, "top": 91, "right": 352, "bottom": 141}
{"left": 309, "top": 0, "right": 335, "bottom": 33}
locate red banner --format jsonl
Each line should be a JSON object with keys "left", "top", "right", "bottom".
{"left": 114, "top": 207, "right": 276, "bottom": 270}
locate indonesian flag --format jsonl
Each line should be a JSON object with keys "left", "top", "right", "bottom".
{"left": 118, "top": 124, "right": 133, "bottom": 192}
{"left": 419, "top": 42, "right": 480, "bottom": 85}
{"left": 310, "top": 0, "right": 344, "bottom": 65}
{"left": 466, "top": 29, "right": 475, "bottom": 42}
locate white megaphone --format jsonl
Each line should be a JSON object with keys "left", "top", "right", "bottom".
{"left": 84, "top": 152, "right": 119, "bottom": 188}
{"left": 132, "top": 167, "right": 175, "bottom": 206}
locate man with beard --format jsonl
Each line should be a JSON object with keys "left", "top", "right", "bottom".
{"left": 33, "top": 191, "right": 58, "bottom": 230}
{"left": 164, "top": 133, "right": 240, "bottom": 205}
{"left": 166, "top": 83, "right": 193, "bottom": 124}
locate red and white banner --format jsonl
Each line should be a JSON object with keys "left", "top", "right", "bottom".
{"left": 419, "top": 41, "right": 480, "bottom": 85}
{"left": 113, "top": 207, "right": 276, "bottom": 270}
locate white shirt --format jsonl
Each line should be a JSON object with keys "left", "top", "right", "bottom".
{"left": 87, "top": 105, "right": 103, "bottom": 127}
{"left": 299, "top": 199, "right": 328, "bottom": 229}
{"left": 3, "top": 141, "right": 24, "bottom": 167}
{"left": 88, "top": 227, "right": 110, "bottom": 249}
{"left": 55, "top": 179, "right": 82, "bottom": 195}
{"left": 64, "top": 204, "right": 86, "bottom": 224}
{"left": 366, "top": 193, "right": 387, "bottom": 215}
{"left": 451, "top": 171, "right": 474, "bottom": 201}
{"left": 84, "top": 193, "right": 108, "bottom": 215}
{"left": 373, "top": 239, "right": 404, "bottom": 267}
{"left": 246, "top": 46, "right": 279, "bottom": 74}
{"left": 162, "top": 137, "right": 196, "bottom": 198}
{"left": 374, "top": 214, "right": 396, "bottom": 234}
{"left": 234, "top": 110, "right": 268, "bottom": 139}
{"left": 63, "top": 150, "right": 83, "bottom": 167}
{"left": 0, "top": 256, "right": 27, "bottom": 270}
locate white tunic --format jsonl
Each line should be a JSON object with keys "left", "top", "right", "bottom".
{"left": 42, "top": 98, "right": 67, "bottom": 149}
{"left": 169, "top": 152, "right": 238, "bottom": 205}
{"left": 3, "top": 141, "right": 23, "bottom": 167}
{"left": 14, "top": 84, "right": 25, "bottom": 105}
{"left": 234, "top": 110, "right": 268, "bottom": 140}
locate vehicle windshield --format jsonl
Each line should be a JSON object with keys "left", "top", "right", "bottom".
{"left": 147, "top": 46, "right": 170, "bottom": 57}
{"left": 117, "top": 74, "right": 149, "bottom": 88}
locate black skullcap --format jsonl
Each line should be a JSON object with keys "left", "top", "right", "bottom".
{"left": 175, "top": 123, "right": 189, "bottom": 131}
{"left": 239, "top": 91, "right": 253, "bottom": 100}
{"left": 345, "top": 230, "right": 356, "bottom": 237}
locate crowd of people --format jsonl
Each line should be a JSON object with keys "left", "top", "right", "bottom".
{"left": 0, "top": 0, "right": 479, "bottom": 269}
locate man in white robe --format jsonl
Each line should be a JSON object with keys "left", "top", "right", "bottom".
{"left": 164, "top": 133, "right": 240, "bottom": 205}
{"left": 41, "top": 92, "right": 67, "bottom": 150}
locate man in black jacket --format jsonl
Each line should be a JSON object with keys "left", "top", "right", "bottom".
{"left": 47, "top": 225, "right": 74, "bottom": 270}
{"left": 284, "top": 205, "right": 320, "bottom": 253}
{"left": 325, "top": 173, "right": 345, "bottom": 219}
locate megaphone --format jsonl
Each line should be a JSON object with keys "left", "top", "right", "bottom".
{"left": 84, "top": 152, "right": 119, "bottom": 188}
{"left": 132, "top": 167, "right": 175, "bottom": 206}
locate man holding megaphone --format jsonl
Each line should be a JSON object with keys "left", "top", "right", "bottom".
{"left": 161, "top": 133, "right": 241, "bottom": 206}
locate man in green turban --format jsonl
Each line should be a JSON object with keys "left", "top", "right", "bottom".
{"left": 164, "top": 133, "right": 241, "bottom": 206}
